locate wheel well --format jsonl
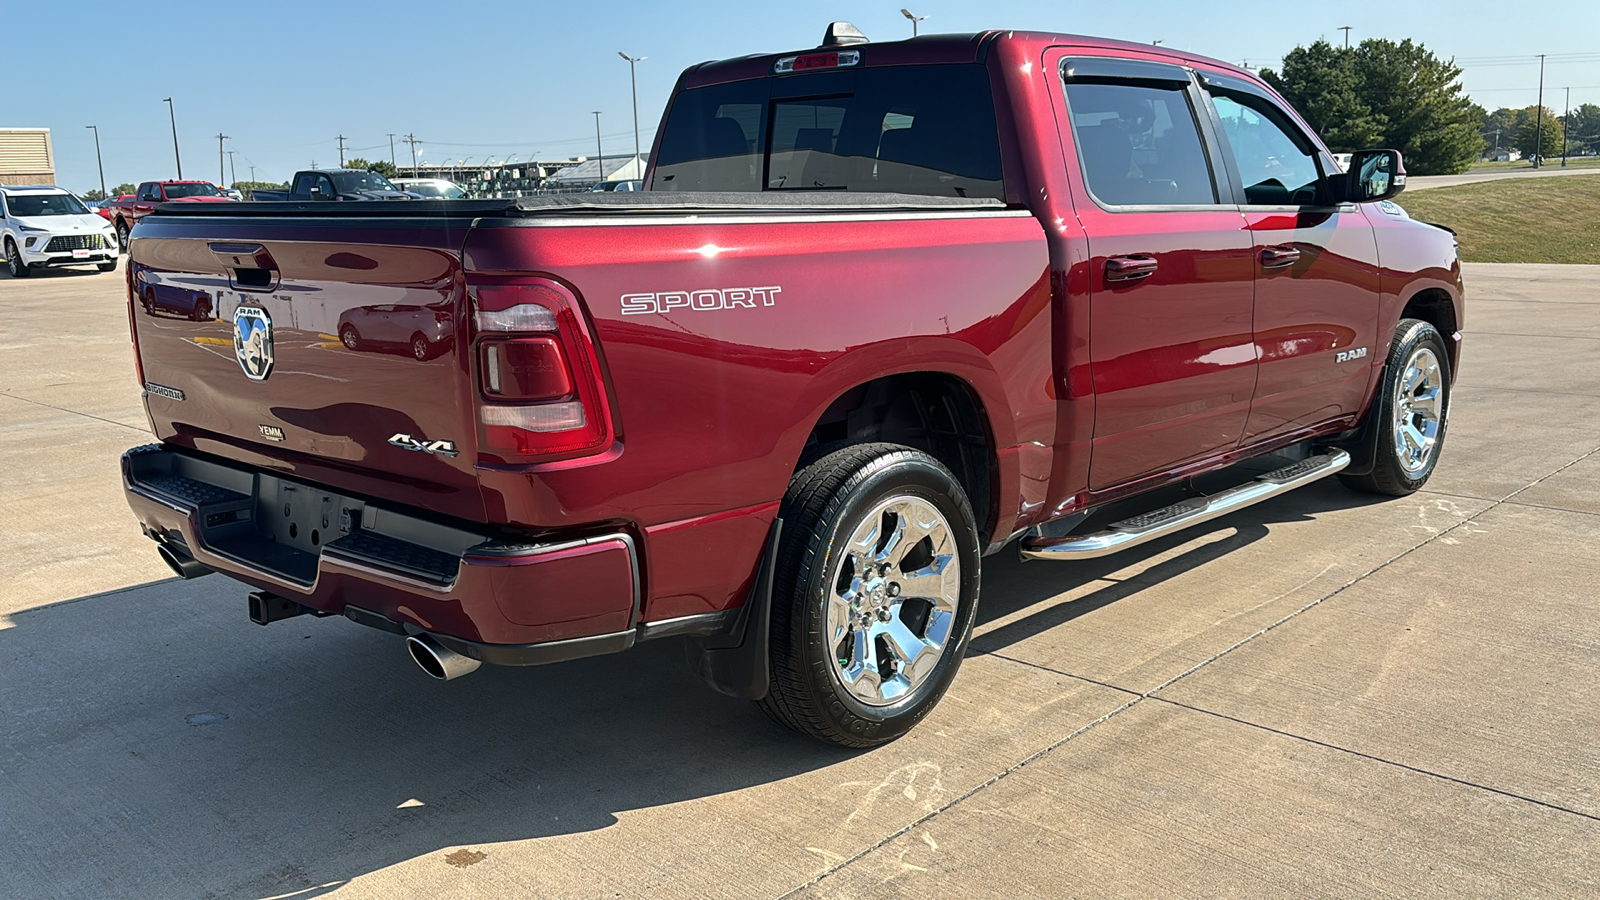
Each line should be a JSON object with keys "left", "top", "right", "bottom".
{"left": 1401, "top": 288, "right": 1458, "bottom": 366}
{"left": 801, "top": 373, "right": 996, "bottom": 540}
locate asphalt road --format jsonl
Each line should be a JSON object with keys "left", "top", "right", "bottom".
{"left": 1406, "top": 164, "right": 1600, "bottom": 190}
{"left": 2, "top": 260, "right": 1597, "bottom": 899}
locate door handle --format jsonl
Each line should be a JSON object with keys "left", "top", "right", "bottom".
{"left": 1106, "top": 255, "right": 1158, "bottom": 282}
{"left": 1261, "top": 245, "right": 1301, "bottom": 269}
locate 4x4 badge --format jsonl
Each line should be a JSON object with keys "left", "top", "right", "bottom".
{"left": 234, "top": 306, "right": 275, "bottom": 381}
{"left": 388, "top": 433, "right": 459, "bottom": 458}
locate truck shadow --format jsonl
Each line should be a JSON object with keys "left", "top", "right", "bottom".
{"left": 0, "top": 474, "right": 1384, "bottom": 897}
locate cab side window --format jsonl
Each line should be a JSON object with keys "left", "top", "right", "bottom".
{"left": 139, "top": 184, "right": 158, "bottom": 201}
{"left": 1064, "top": 81, "right": 1218, "bottom": 207}
{"left": 1207, "top": 90, "right": 1327, "bottom": 206}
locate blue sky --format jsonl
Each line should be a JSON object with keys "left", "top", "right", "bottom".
{"left": 14, "top": 0, "right": 1600, "bottom": 192}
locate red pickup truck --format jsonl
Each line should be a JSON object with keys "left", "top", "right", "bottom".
{"left": 121, "top": 26, "right": 1461, "bottom": 747}
{"left": 104, "top": 180, "right": 233, "bottom": 250}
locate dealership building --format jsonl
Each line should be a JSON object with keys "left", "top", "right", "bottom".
{"left": 0, "top": 128, "right": 55, "bottom": 186}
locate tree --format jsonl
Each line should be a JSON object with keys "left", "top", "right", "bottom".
{"left": 1482, "top": 107, "right": 1522, "bottom": 153}
{"left": 1561, "top": 103, "right": 1600, "bottom": 156}
{"left": 1349, "top": 38, "right": 1482, "bottom": 175}
{"left": 112, "top": 182, "right": 138, "bottom": 197}
{"left": 230, "top": 180, "right": 288, "bottom": 200}
{"left": 345, "top": 157, "right": 398, "bottom": 179}
{"left": 1516, "top": 106, "right": 1562, "bottom": 160}
{"left": 1261, "top": 41, "right": 1386, "bottom": 150}
{"left": 82, "top": 188, "right": 107, "bottom": 201}
{"left": 1263, "top": 37, "right": 1482, "bottom": 175}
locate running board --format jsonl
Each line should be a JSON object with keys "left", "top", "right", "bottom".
{"left": 1020, "top": 450, "right": 1351, "bottom": 561}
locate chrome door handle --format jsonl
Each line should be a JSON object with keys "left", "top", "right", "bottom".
{"left": 1106, "top": 255, "right": 1158, "bottom": 282}
{"left": 1261, "top": 245, "right": 1301, "bottom": 268}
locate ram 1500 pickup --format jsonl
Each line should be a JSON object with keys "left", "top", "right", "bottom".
{"left": 105, "top": 181, "right": 233, "bottom": 250}
{"left": 249, "top": 169, "right": 417, "bottom": 202}
{"left": 120, "top": 25, "right": 1462, "bottom": 747}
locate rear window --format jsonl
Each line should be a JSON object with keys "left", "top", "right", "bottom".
{"left": 652, "top": 64, "right": 1004, "bottom": 199}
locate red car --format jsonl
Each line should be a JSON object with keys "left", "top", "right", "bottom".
{"left": 103, "top": 180, "right": 233, "bottom": 249}
{"left": 121, "top": 25, "right": 1461, "bottom": 747}
{"left": 95, "top": 194, "right": 133, "bottom": 221}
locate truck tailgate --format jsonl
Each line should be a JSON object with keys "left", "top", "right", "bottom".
{"left": 129, "top": 214, "right": 486, "bottom": 521}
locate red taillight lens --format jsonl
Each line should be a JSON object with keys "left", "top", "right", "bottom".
{"left": 472, "top": 281, "right": 613, "bottom": 464}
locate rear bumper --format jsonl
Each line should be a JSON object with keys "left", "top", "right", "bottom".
{"left": 121, "top": 443, "right": 686, "bottom": 664}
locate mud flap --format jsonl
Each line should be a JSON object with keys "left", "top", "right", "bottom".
{"left": 687, "top": 519, "right": 781, "bottom": 701}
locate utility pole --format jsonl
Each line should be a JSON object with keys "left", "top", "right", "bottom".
{"left": 1338, "top": 26, "right": 1352, "bottom": 50}
{"left": 249, "top": 165, "right": 256, "bottom": 184}
{"left": 216, "top": 133, "right": 229, "bottom": 187}
{"left": 387, "top": 133, "right": 396, "bottom": 167}
{"left": 1561, "top": 86, "right": 1574, "bottom": 167}
{"left": 227, "top": 150, "right": 237, "bottom": 187}
{"left": 619, "top": 53, "right": 646, "bottom": 175}
{"left": 163, "top": 98, "right": 183, "bottom": 178}
{"left": 85, "top": 125, "right": 107, "bottom": 200}
{"left": 1534, "top": 54, "right": 1545, "bottom": 169}
{"left": 592, "top": 111, "right": 604, "bottom": 185}
{"left": 900, "top": 8, "right": 928, "bottom": 36}
{"left": 404, "top": 133, "right": 421, "bottom": 174}
{"left": 337, "top": 135, "right": 347, "bottom": 167}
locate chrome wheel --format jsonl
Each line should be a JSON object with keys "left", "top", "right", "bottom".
{"left": 6, "top": 244, "right": 18, "bottom": 276}
{"left": 825, "top": 495, "right": 960, "bottom": 707}
{"left": 1392, "top": 346, "right": 1444, "bottom": 475}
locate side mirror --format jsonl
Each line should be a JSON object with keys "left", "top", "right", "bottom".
{"left": 308, "top": 186, "right": 328, "bottom": 201}
{"left": 1343, "top": 149, "right": 1406, "bottom": 202}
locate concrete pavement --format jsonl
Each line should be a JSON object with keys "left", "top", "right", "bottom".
{"left": 1, "top": 261, "right": 1597, "bottom": 898}
{"left": 1406, "top": 164, "right": 1600, "bottom": 190}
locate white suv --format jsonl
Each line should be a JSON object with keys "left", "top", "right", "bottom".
{"left": 1, "top": 186, "right": 120, "bottom": 277}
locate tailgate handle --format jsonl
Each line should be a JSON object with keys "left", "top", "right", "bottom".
{"left": 208, "top": 242, "right": 279, "bottom": 290}
{"left": 1105, "top": 255, "right": 1158, "bottom": 282}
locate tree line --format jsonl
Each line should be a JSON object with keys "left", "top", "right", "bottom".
{"left": 1262, "top": 38, "right": 1598, "bottom": 175}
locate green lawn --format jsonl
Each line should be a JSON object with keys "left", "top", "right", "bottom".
{"left": 1398, "top": 174, "right": 1600, "bottom": 264}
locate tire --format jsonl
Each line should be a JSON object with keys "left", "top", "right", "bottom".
{"left": 116, "top": 220, "right": 130, "bottom": 252}
{"left": 340, "top": 325, "right": 362, "bottom": 351}
{"left": 1340, "top": 318, "right": 1451, "bottom": 496}
{"left": 759, "top": 442, "right": 981, "bottom": 748}
{"left": 97, "top": 261, "right": 117, "bottom": 273}
{"left": 411, "top": 333, "right": 430, "bottom": 361}
{"left": 6, "top": 239, "right": 31, "bottom": 278}
{"left": 191, "top": 300, "right": 212, "bottom": 322}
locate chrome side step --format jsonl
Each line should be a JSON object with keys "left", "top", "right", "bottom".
{"left": 1020, "top": 449, "right": 1351, "bottom": 561}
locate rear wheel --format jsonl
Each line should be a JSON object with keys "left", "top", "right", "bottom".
{"left": 191, "top": 300, "right": 212, "bottom": 322}
{"left": 1340, "top": 318, "right": 1451, "bottom": 496}
{"left": 759, "top": 443, "right": 981, "bottom": 748}
{"left": 6, "top": 239, "right": 31, "bottom": 278}
{"left": 116, "top": 220, "right": 130, "bottom": 251}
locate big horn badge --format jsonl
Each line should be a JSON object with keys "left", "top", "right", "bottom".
{"left": 233, "top": 306, "right": 275, "bottom": 381}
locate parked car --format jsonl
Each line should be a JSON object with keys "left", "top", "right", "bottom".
{"left": 134, "top": 273, "right": 215, "bottom": 321}
{"left": 103, "top": 181, "right": 234, "bottom": 250}
{"left": 337, "top": 303, "right": 454, "bottom": 360}
{"left": 1, "top": 185, "right": 119, "bottom": 276}
{"left": 588, "top": 179, "right": 643, "bottom": 192}
{"left": 94, "top": 195, "right": 133, "bottom": 221}
{"left": 121, "top": 24, "right": 1461, "bottom": 748}
{"left": 250, "top": 169, "right": 416, "bottom": 202}
{"left": 391, "top": 178, "right": 469, "bottom": 199}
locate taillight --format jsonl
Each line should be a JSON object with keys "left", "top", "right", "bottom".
{"left": 472, "top": 281, "right": 613, "bottom": 463}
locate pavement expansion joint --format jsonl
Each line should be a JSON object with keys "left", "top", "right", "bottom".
{"left": 0, "top": 389, "right": 152, "bottom": 434}
{"left": 1147, "top": 696, "right": 1600, "bottom": 824}
{"left": 783, "top": 443, "right": 1600, "bottom": 896}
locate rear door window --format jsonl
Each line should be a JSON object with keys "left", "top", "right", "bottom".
{"left": 1063, "top": 80, "right": 1219, "bottom": 207}
{"left": 653, "top": 64, "right": 1004, "bottom": 199}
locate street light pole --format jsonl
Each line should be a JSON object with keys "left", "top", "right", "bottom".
{"left": 619, "top": 53, "right": 646, "bottom": 176}
{"left": 227, "top": 150, "right": 237, "bottom": 187}
{"left": 387, "top": 133, "right": 396, "bottom": 167}
{"left": 593, "top": 111, "right": 604, "bottom": 185}
{"left": 900, "top": 8, "right": 928, "bottom": 36}
{"left": 1338, "top": 26, "right": 1352, "bottom": 50}
{"left": 163, "top": 98, "right": 182, "bottom": 178}
{"left": 1534, "top": 54, "right": 1545, "bottom": 169}
{"left": 1561, "top": 86, "right": 1570, "bottom": 167}
{"left": 85, "top": 126, "right": 106, "bottom": 200}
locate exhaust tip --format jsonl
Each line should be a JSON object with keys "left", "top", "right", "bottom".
{"left": 406, "top": 634, "right": 481, "bottom": 681}
{"left": 158, "top": 543, "right": 212, "bottom": 579}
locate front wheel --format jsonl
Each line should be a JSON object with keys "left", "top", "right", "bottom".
{"left": 1340, "top": 318, "right": 1452, "bottom": 496}
{"left": 411, "top": 333, "right": 430, "bottom": 361}
{"left": 6, "top": 239, "right": 31, "bottom": 278}
{"left": 97, "top": 261, "right": 117, "bottom": 273}
{"left": 759, "top": 443, "right": 981, "bottom": 748}
{"left": 340, "top": 325, "right": 362, "bottom": 351}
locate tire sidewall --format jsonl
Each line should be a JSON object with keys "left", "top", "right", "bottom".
{"left": 1375, "top": 321, "right": 1451, "bottom": 492}
{"left": 791, "top": 451, "right": 981, "bottom": 743}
